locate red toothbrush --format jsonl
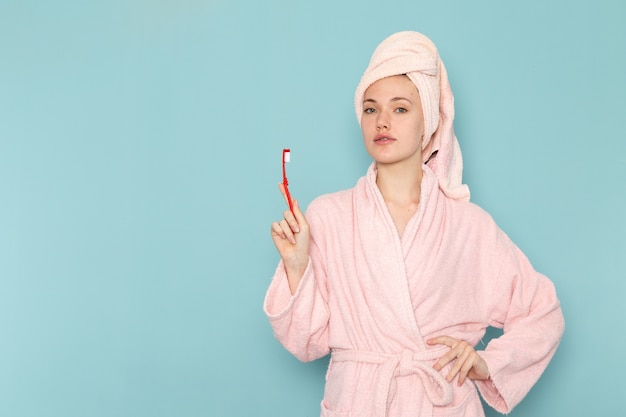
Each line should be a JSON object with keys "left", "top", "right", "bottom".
{"left": 282, "top": 148, "right": 294, "bottom": 214}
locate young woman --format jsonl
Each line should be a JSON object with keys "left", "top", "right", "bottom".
{"left": 265, "top": 31, "right": 564, "bottom": 417}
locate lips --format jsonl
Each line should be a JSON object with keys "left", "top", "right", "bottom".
{"left": 374, "top": 134, "right": 396, "bottom": 143}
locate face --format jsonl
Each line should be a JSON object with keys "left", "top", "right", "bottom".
{"left": 360, "top": 75, "right": 425, "bottom": 167}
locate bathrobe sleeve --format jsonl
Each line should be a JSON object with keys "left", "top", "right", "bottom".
{"left": 475, "top": 233, "right": 565, "bottom": 414}
{"left": 263, "top": 207, "right": 331, "bottom": 363}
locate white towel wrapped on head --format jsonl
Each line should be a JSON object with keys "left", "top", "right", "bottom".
{"left": 354, "top": 31, "right": 470, "bottom": 201}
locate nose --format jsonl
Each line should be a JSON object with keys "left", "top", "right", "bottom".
{"left": 376, "top": 111, "right": 389, "bottom": 130}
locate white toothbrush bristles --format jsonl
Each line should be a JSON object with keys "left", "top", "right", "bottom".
{"left": 284, "top": 150, "right": 290, "bottom": 162}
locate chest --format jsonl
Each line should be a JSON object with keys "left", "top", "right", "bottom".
{"left": 387, "top": 202, "right": 419, "bottom": 237}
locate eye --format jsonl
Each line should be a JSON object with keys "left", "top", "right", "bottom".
{"left": 363, "top": 107, "right": 376, "bottom": 114}
{"left": 395, "top": 107, "right": 408, "bottom": 113}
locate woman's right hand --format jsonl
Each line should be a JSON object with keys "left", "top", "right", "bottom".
{"left": 270, "top": 183, "right": 310, "bottom": 294}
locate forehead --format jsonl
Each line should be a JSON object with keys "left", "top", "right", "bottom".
{"left": 363, "top": 75, "right": 419, "bottom": 99}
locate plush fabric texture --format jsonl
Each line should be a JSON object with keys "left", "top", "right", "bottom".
{"left": 354, "top": 31, "right": 470, "bottom": 201}
{"left": 265, "top": 164, "right": 564, "bottom": 417}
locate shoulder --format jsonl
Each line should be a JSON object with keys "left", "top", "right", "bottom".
{"left": 439, "top": 198, "right": 526, "bottom": 281}
{"left": 445, "top": 198, "right": 511, "bottom": 248}
{"left": 303, "top": 187, "right": 356, "bottom": 247}
{"left": 306, "top": 187, "right": 355, "bottom": 218}
{"left": 449, "top": 199, "right": 497, "bottom": 227}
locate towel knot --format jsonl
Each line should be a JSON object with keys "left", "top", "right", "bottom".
{"left": 398, "top": 349, "right": 415, "bottom": 377}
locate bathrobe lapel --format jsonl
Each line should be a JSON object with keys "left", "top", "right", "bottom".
{"left": 353, "top": 163, "right": 441, "bottom": 352}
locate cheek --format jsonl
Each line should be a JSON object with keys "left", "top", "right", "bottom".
{"left": 360, "top": 119, "right": 375, "bottom": 137}
{"left": 413, "top": 120, "right": 425, "bottom": 138}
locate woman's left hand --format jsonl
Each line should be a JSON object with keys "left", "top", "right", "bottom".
{"left": 427, "top": 336, "right": 490, "bottom": 386}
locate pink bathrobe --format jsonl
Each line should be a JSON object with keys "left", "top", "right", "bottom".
{"left": 264, "top": 164, "right": 564, "bottom": 417}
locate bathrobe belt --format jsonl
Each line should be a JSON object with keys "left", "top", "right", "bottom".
{"left": 332, "top": 348, "right": 454, "bottom": 416}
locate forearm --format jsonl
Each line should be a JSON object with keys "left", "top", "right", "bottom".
{"left": 284, "top": 255, "right": 310, "bottom": 295}
{"left": 264, "top": 258, "right": 330, "bottom": 362}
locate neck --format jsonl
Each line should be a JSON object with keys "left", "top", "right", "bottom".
{"left": 375, "top": 160, "right": 423, "bottom": 206}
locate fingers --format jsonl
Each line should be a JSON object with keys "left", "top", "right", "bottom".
{"left": 282, "top": 203, "right": 300, "bottom": 235}
{"left": 427, "top": 335, "right": 456, "bottom": 348}
{"left": 272, "top": 215, "right": 298, "bottom": 245}
{"left": 428, "top": 336, "right": 483, "bottom": 386}
{"left": 271, "top": 183, "right": 311, "bottom": 265}
{"left": 271, "top": 198, "right": 307, "bottom": 246}
{"left": 278, "top": 182, "right": 298, "bottom": 216}
{"left": 278, "top": 183, "right": 290, "bottom": 207}
{"left": 428, "top": 336, "right": 462, "bottom": 373}
{"left": 271, "top": 219, "right": 296, "bottom": 245}
{"left": 447, "top": 342, "right": 474, "bottom": 385}
{"left": 277, "top": 183, "right": 308, "bottom": 230}
{"left": 457, "top": 349, "right": 477, "bottom": 385}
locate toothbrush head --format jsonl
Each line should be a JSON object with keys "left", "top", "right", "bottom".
{"left": 283, "top": 148, "right": 291, "bottom": 163}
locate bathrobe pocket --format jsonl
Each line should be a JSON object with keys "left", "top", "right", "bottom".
{"left": 433, "top": 384, "right": 483, "bottom": 417}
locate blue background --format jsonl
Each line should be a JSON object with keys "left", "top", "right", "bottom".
{"left": 1, "top": 1, "right": 624, "bottom": 416}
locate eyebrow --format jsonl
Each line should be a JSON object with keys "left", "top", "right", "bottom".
{"left": 363, "top": 97, "right": 413, "bottom": 104}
